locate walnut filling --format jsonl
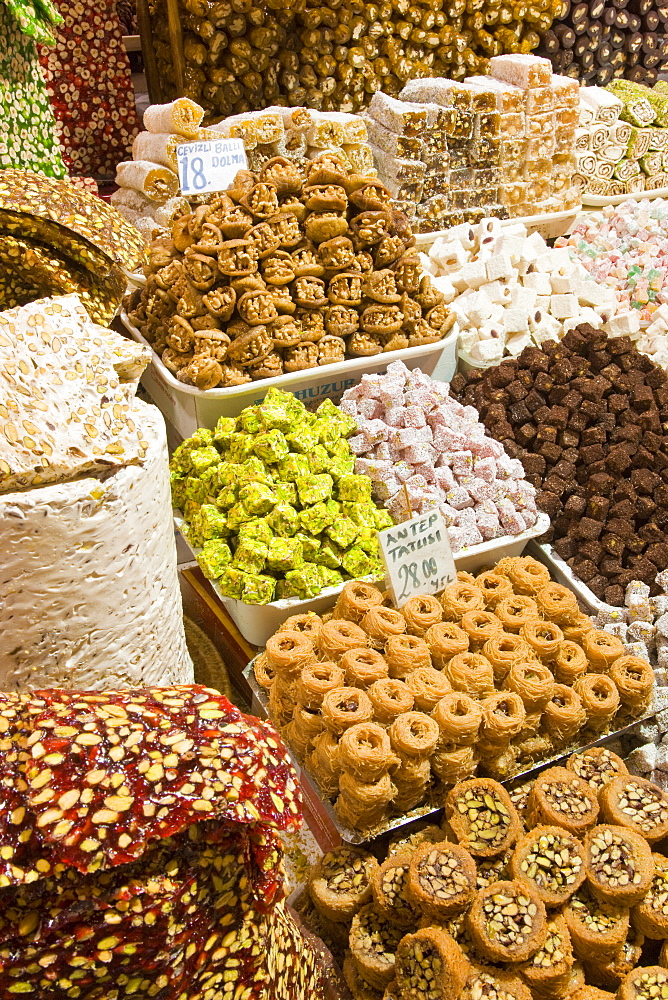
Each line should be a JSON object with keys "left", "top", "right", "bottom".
{"left": 521, "top": 832, "right": 583, "bottom": 891}
{"left": 588, "top": 828, "right": 643, "bottom": 889}
{"left": 454, "top": 787, "right": 511, "bottom": 851}
{"left": 617, "top": 782, "right": 668, "bottom": 834}
{"left": 482, "top": 889, "right": 536, "bottom": 948}
{"left": 627, "top": 970, "right": 668, "bottom": 999}
{"left": 571, "top": 749, "right": 623, "bottom": 792}
{"left": 415, "top": 848, "right": 472, "bottom": 900}
{"left": 399, "top": 942, "right": 444, "bottom": 1000}
{"left": 540, "top": 779, "right": 592, "bottom": 818}
{"left": 529, "top": 926, "right": 567, "bottom": 969}
{"left": 569, "top": 887, "right": 623, "bottom": 933}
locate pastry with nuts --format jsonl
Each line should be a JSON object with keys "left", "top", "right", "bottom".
{"left": 510, "top": 825, "right": 587, "bottom": 907}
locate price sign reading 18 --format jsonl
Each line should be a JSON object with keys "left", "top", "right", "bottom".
{"left": 377, "top": 510, "right": 457, "bottom": 606}
{"left": 176, "top": 138, "right": 248, "bottom": 197}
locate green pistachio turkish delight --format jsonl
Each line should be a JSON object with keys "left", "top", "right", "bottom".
{"left": 341, "top": 546, "right": 375, "bottom": 577}
{"left": 197, "top": 539, "right": 232, "bottom": 579}
{"left": 266, "top": 536, "right": 305, "bottom": 572}
{"left": 237, "top": 518, "right": 274, "bottom": 545}
{"left": 318, "top": 566, "right": 345, "bottom": 588}
{"left": 254, "top": 428, "right": 290, "bottom": 463}
{"left": 239, "top": 482, "right": 277, "bottom": 515}
{"left": 284, "top": 562, "right": 322, "bottom": 598}
{"left": 337, "top": 474, "right": 373, "bottom": 502}
{"left": 326, "top": 517, "right": 359, "bottom": 549}
{"left": 213, "top": 416, "right": 236, "bottom": 449}
{"left": 199, "top": 504, "right": 229, "bottom": 539}
{"left": 296, "top": 473, "right": 334, "bottom": 506}
{"left": 267, "top": 502, "right": 299, "bottom": 536}
{"left": 242, "top": 573, "right": 276, "bottom": 604}
{"left": 216, "top": 484, "right": 238, "bottom": 509}
{"left": 315, "top": 540, "right": 343, "bottom": 569}
{"left": 275, "top": 482, "right": 297, "bottom": 505}
{"left": 232, "top": 537, "right": 268, "bottom": 574}
{"left": 294, "top": 531, "right": 321, "bottom": 561}
{"left": 278, "top": 454, "right": 311, "bottom": 481}
{"left": 218, "top": 566, "right": 246, "bottom": 599}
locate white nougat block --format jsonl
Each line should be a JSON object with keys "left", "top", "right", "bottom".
{"left": 550, "top": 293, "right": 578, "bottom": 319}
{"left": 604, "top": 311, "right": 641, "bottom": 337}
{"left": 564, "top": 306, "right": 603, "bottom": 330}
{"left": 573, "top": 279, "right": 610, "bottom": 307}
{"left": 469, "top": 337, "right": 505, "bottom": 362}
{"left": 532, "top": 323, "right": 560, "bottom": 345}
{"left": 646, "top": 316, "right": 668, "bottom": 336}
{"left": 482, "top": 280, "right": 513, "bottom": 305}
{"left": 550, "top": 268, "right": 578, "bottom": 294}
{"left": 459, "top": 328, "right": 480, "bottom": 352}
{"left": 505, "top": 331, "right": 533, "bottom": 355}
{"left": 485, "top": 252, "right": 515, "bottom": 282}
{"left": 466, "top": 290, "right": 496, "bottom": 326}
{"left": 419, "top": 251, "right": 437, "bottom": 275}
{"left": 452, "top": 259, "right": 488, "bottom": 291}
{"left": 503, "top": 307, "right": 530, "bottom": 333}
{"left": 430, "top": 276, "right": 457, "bottom": 303}
{"left": 431, "top": 240, "right": 468, "bottom": 272}
{"left": 494, "top": 233, "right": 526, "bottom": 263}
{"left": 523, "top": 271, "right": 552, "bottom": 295}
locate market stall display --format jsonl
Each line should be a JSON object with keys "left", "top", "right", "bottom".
{"left": 128, "top": 154, "right": 454, "bottom": 389}
{"left": 0, "top": 294, "right": 192, "bottom": 690}
{"left": 145, "top": 0, "right": 561, "bottom": 122}
{"left": 0, "top": 169, "right": 146, "bottom": 322}
{"left": 252, "top": 563, "right": 652, "bottom": 834}
{"left": 450, "top": 323, "right": 668, "bottom": 605}
{"left": 339, "top": 360, "right": 539, "bottom": 548}
{"left": 0, "top": 684, "right": 335, "bottom": 1000}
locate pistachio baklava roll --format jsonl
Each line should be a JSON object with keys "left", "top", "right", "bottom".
{"left": 573, "top": 673, "right": 620, "bottom": 733}
{"left": 443, "top": 652, "right": 495, "bottom": 700}
{"left": 308, "top": 729, "right": 342, "bottom": 797}
{"left": 609, "top": 655, "right": 654, "bottom": 711}
{"left": 283, "top": 704, "right": 324, "bottom": 759}
{"left": 584, "top": 824, "right": 654, "bottom": 906}
{"left": 526, "top": 767, "right": 599, "bottom": 837}
{"left": 600, "top": 776, "right": 668, "bottom": 844}
{"left": 371, "top": 851, "right": 419, "bottom": 928}
{"left": 253, "top": 651, "right": 275, "bottom": 689}
{"left": 563, "top": 883, "right": 630, "bottom": 960}
{"left": 562, "top": 613, "right": 595, "bottom": 643}
{"left": 335, "top": 771, "right": 397, "bottom": 831}
{"left": 534, "top": 582, "right": 580, "bottom": 625}
{"left": 266, "top": 628, "right": 316, "bottom": 674}
{"left": 430, "top": 742, "right": 478, "bottom": 785}
{"left": 521, "top": 619, "right": 564, "bottom": 659}
{"left": 617, "top": 966, "right": 668, "bottom": 1000}
{"left": 631, "top": 852, "right": 668, "bottom": 938}
{"left": 445, "top": 778, "right": 521, "bottom": 858}
{"left": 542, "top": 684, "right": 587, "bottom": 744}
{"left": 384, "top": 634, "right": 432, "bottom": 678}
{"left": 479, "top": 691, "right": 526, "bottom": 748}
{"left": 510, "top": 825, "right": 586, "bottom": 907}
{"left": 464, "top": 965, "right": 534, "bottom": 1000}
{"left": 278, "top": 611, "right": 322, "bottom": 644}
{"left": 332, "top": 580, "right": 384, "bottom": 622}
{"left": 499, "top": 555, "right": 551, "bottom": 595}
{"left": 349, "top": 904, "right": 404, "bottom": 992}
{"left": 401, "top": 594, "right": 443, "bottom": 636}
{"left": 339, "top": 722, "right": 397, "bottom": 782}
{"left": 466, "top": 879, "right": 547, "bottom": 963}
{"left": 308, "top": 845, "right": 378, "bottom": 922}
{"left": 341, "top": 647, "right": 389, "bottom": 688}
{"left": 407, "top": 840, "right": 477, "bottom": 919}
{"left": 395, "top": 927, "right": 470, "bottom": 1000}
{"left": 518, "top": 913, "right": 574, "bottom": 997}
{"left": 482, "top": 633, "right": 533, "bottom": 683}
{"left": 388, "top": 710, "right": 440, "bottom": 760}
{"left": 582, "top": 629, "right": 626, "bottom": 672}
{"left": 474, "top": 570, "right": 514, "bottom": 608}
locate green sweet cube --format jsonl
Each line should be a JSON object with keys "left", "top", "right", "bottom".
{"left": 184, "top": 518, "right": 204, "bottom": 550}
{"left": 256, "top": 392, "right": 293, "bottom": 432}
{"left": 313, "top": 419, "right": 340, "bottom": 449}
{"left": 326, "top": 516, "right": 359, "bottom": 549}
{"left": 242, "top": 573, "right": 276, "bottom": 605}
{"left": 275, "top": 482, "right": 298, "bottom": 505}
{"left": 183, "top": 499, "right": 201, "bottom": 523}
{"left": 330, "top": 457, "right": 356, "bottom": 479}
{"left": 275, "top": 578, "right": 301, "bottom": 600}
{"left": 236, "top": 457, "right": 273, "bottom": 486}
{"left": 240, "top": 407, "right": 262, "bottom": 434}
{"left": 216, "top": 461, "right": 243, "bottom": 487}
{"left": 185, "top": 476, "right": 208, "bottom": 503}
{"left": 226, "top": 502, "right": 256, "bottom": 531}
{"left": 218, "top": 567, "right": 247, "bottom": 599}
{"left": 296, "top": 473, "right": 334, "bottom": 506}
{"left": 213, "top": 416, "right": 236, "bottom": 450}
{"left": 228, "top": 433, "right": 254, "bottom": 462}
{"left": 232, "top": 537, "right": 268, "bottom": 574}
{"left": 170, "top": 473, "right": 187, "bottom": 511}
{"left": 342, "top": 502, "right": 377, "bottom": 528}
{"left": 216, "top": 484, "right": 238, "bottom": 509}
{"left": 238, "top": 518, "right": 274, "bottom": 545}
{"left": 315, "top": 540, "right": 343, "bottom": 569}
{"left": 356, "top": 527, "right": 380, "bottom": 555}
{"left": 308, "top": 445, "right": 332, "bottom": 475}
{"left": 298, "top": 501, "right": 336, "bottom": 535}
{"left": 285, "top": 562, "right": 322, "bottom": 598}
{"left": 266, "top": 536, "right": 305, "bottom": 572}
{"left": 199, "top": 504, "right": 229, "bottom": 539}
{"left": 328, "top": 438, "right": 351, "bottom": 462}
{"left": 189, "top": 446, "right": 222, "bottom": 475}
{"left": 294, "top": 531, "right": 321, "bottom": 561}
{"left": 337, "top": 474, "right": 373, "bottom": 502}
{"left": 267, "top": 503, "right": 299, "bottom": 536}
{"left": 373, "top": 508, "right": 394, "bottom": 530}
{"left": 278, "top": 454, "right": 311, "bottom": 481}
{"left": 318, "top": 566, "right": 344, "bottom": 588}
{"left": 286, "top": 426, "right": 319, "bottom": 455}
{"left": 254, "top": 429, "right": 290, "bottom": 463}
{"left": 239, "top": 482, "right": 277, "bottom": 515}
{"left": 197, "top": 539, "right": 232, "bottom": 579}
{"left": 171, "top": 428, "right": 214, "bottom": 473}
{"left": 340, "top": 546, "right": 375, "bottom": 577}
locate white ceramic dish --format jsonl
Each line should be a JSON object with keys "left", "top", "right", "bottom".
{"left": 582, "top": 187, "right": 668, "bottom": 208}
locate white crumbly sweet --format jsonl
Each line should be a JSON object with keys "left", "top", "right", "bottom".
{"left": 0, "top": 401, "right": 192, "bottom": 691}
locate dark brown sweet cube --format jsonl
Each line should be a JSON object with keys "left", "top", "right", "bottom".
{"left": 516, "top": 423, "right": 537, "bottom": 447}
{"left": 636, "top": 496, "right": 657, "bottom": 519}
{"left": 568, "top": 411, "right": 588, "bottom": 432}
{"left": 523, "top": 453, "right": 546, "bottom": 477}
{"left": 581, "top": 426, "right": 607, "bottom": 446}
{"left": 607, "top": 518, "right": 633, "bottom": 540}
{"left": 625, "top": 534, "right": 646, "bottom": 554}
{"left": 631, "top": 385, "right": 654, "bottom": 411}
{"left": 554, "top": 536, "right": 579, "bottom": 560}
{"left": 606, "top": 446, "right": 633, "bottom": 474}
{"left": 525, "top": 389, "right": 546, "bottom": 412}
{"left": 601, "top": 533, "right": 625, "bottom": 555}
{"left": 588, "top": 473, "right": 616, "bottom": 496}
{"left": 638, "top": 521, "right": 663, "bottom": 544}
{"left": 507, "top": 380, "right": 528, "bottom": 402}
{"left": 535, "top": 372, "right": 554, "bottom": 393}
{"left": 575, "top": 517, "right": 604, "bottom": 540}
{"left": 536, "top": 491, "right": 563, "bottom": 518}
{"left": 604, "top": 584, "right": 624, "bottom": 606}
{"left": 586, "top": 496, "right": 610, "bottom": 520}
{"left": 565, "top": 494, "right": 587, "bottom": 516}
{"left": 571, "top": 557, "right": 598, "bottom": 582}
{"left": 581, "top": 444, "right": 606, "bottom": 465}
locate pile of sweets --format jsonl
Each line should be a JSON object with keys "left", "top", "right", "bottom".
{"left": 339, "top": 361, "right": 539, "bottom": 550}
{"left": 556, "top": 199, "right": 668, "bottom": 370}
{"left": 0, "top": 169, "right": 146, "bottom": 324}
{"left": 170, "top": 391, "right": 390, "bottom": 606}
{"left": 146, "top": 0, "right": 560, "bottom": 121}
{"left": 0, "top": 685, "right": 337, "bottom": 1000}
{"left": 367, "top": 54, "right": 580, "bottom": 233}
{"left": 0, "top": 294, "right": 193, "bottom": 690}
{"left": 253, "top": 565, "right": 652, "bottom": 835}
{"left": 575, "top": 84, "right": 668, "bottom": 198}
{"left": 127, "top": 153, "right": 453, "bottom": 390}
{"left": 301, "top": 761, "right": 668, "bottom": 1000}
{"left": 422, "top": 216, "right": 626, "bottom": 365}
{"left": 450, "top": 324, "right": 668, "bottom": 606}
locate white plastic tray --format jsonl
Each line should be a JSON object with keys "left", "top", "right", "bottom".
{"left": 413, "top": 207, "right": 581, "bottom": 250}
{"left": 120, "top": 311, "right": 458, "bottom": 439}
{"left": 174, "top": 512, "right": 550, "bottom": 646}
{"left": 582, "top": 187, "right": 668, "bottom": 208}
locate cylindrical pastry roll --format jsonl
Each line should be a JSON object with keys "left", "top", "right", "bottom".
{"left": 143, "top": 98, "right": 205, "bottom": 139}
{"left": 479, "top": 691, "right": 526, "bottom": 745}
{"left": 115, "top": 160, "right": 180, "bottom": 204}
{"left": 405, "top": 666, "right": 452, "bottom": 713}
{"left": 368, "top": 678, "right": 414, "bottom": 725}
{"left": 631, "top": 852, "right": 668, "bottom": 938}
{"left": 371, "top": 851, "right": 419, "bottom": 928}
{"left": 297, "top": 661, "right": 345, "bottom": 709}
{"left": 361, "top": 607, "right": 407, "bottom": 649}
{"left": 527, "top": 767, "right": 599, "bottom": 837}
{"left": 444, "top": 652, "right": 495, "bottom": 699}
{"left": 481, "top": 744, "right": 519, "bottom": 781}
{"left": 584, "top": 928, "right": 644, "bottom": 991}
{"left": 391, "top": 754, "right": 431, "bottom": 813}
{"left": 431, "top": 743, "right": 478, "bottom": 784}
{"left": 395, "top": 927, "right": 470, "bottom": 1000}
{"left": 268, "top": 676, "right": 298, "bottom": 728}
{"left": 503, "top": 661, "right": 555, "bottom": 711}
{"left": 341, "top": 647, "right": 389, "bottom": 688}
{"left": 384, "top": 634, "right": 431, "bottom": 677}
{"left": 521, "top": 619, "right": 564, "bottom": 659}
{"left": 349, "top": 904, "right": 404, "bottom": 992}
{"left": 566, "top": 746, "right": 628, "bottom": 794}
{"left": 284, "top": 704, "right": 324, "bottom": 759}
{"left": 600, "top": 776, "right": 668, "bottom": 844}
{"left": 132, "top": 132, "right": 182, "bottom": 172}
{"left": 507, "top": 777, "right": 535, "bottom": 825}
{"left": 432, "top": 692, "right": 482, "bottom": 746}
{"left": 535, "top": 583, "right": 580, "bottom": 625}
{"left": 388, "top": 710, "right": 440, "bottom": 759}
{"left": 335, "top": 771, "right": 397, "bottom": 831}
{"left": 387, "top": 823, "right": 443, "bottom": 858}
{"left": 573, "top": 673, "right": 620, "bottom": 732}
{"left": 339, "top": 722, "right": 397, "bottom": 782}
{"left": 425, "top": 622, "right": 469, "bottom": 667}
{"left": 498, "top": 555, "right": 551, "bottom": 595}
{"left": 494, "top": 595, "right": 540, "bottom": 634}
{"left": 552, "top": 640, "right": 588, "bottom": 685}
{"left": 563, "top": 884, "right": 630, "bottom": 961}
{"left": 474, "top": 570, "right": 514, "bottom": 608}
{"left": 464, "top": 965, "right": 533, "bottom": 1000}
{"left": 617, "top": 966, "right": 668, "bottom": 1000}
{"left": 459, "top": 610, "right": 504, "bottom": 648}
{"left": 401, "top": 594, "right": 443, "bottom": 636}
{"left": 308, "top": 845, "right": 378, "bottom": 922}
{"left": 510, "top": 825, "right": 586, "bottom": 907}
{"left": 562, "top": 613, "right": 595, "bottom": 643}
{"left": 318, "top": 620, "right": 369, "bottom": 661}
{"left": 482, "top": 633, "right": 533, "bottom": 682}
{"left": 321, "top": 686, "right": 374, "bottom": 734}
{"left": 253, "top": 652, "right": 275, "bottom": 690}
{"left": 582, "top": 630, "right": 626, "bottom": 672}
{"left": 308, "top": 729, "right": 341, "bottom": 797}
{"left": 445, "top": 778, "right": 521, "bottom": 858}
{"left": 609, "top": 655, "right": 654, "bottom": 710}
{"left": 519, "top": 913, "right": 574, "bottom": 997}
{"left": 332, "top": 580, "right": 384, "bottom": 622}
{"left": 466, "top": 879, "right": 547, "bottom": 963}
{"left": 407, "top": 840, "right": 477, "bottom": 918}
{"left": 279, "top": 611, "right": 322, "bottom": 643}
{"left": 542, "top": 684, "right": 587, "bottom": 744}
{"left": 584, "top": 824, "right": 654, "bottom": 906}
{"left": 440, "top": 581, "right": 486, "bottom": 620}
{"left": 266, "top": 629, "right": 316, "bottom": 675}
{"left": 475, "top": 851, "right": 512, "bottom": 891}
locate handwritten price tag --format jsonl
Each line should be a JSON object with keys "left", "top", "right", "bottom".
{"left": 377, "top": 511, "right": 456, "bottom": 606}
{"left": 176, "top": 138, "right": 248, "bottom": 197}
